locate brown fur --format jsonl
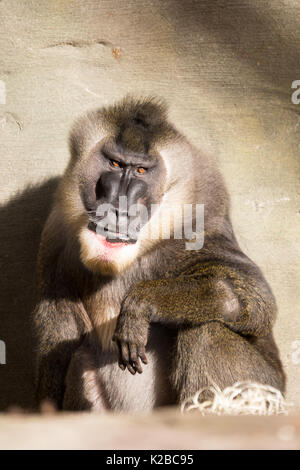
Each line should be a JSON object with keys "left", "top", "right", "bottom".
{"left": 33, "top": 96, "right": 285, "bottom": 411}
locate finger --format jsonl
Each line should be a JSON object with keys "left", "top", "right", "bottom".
{"left": 115, "top": 341, "right": 126, "bottom": 370}
{"left": 133, "top": 357, "right": 143, "bottom": 374}
{"left": 121, "top": 342, "right": 130, "bottom": 364}
{"left": 129, "top": 344, "right": 143, "bottom": 374}
{"left": 137, "top": 345, "right": 148, "bottom": 365}
{"left": 127, "top": 363, "right": 136, "bottom": 375}
{"left": 129, "top": 343, "right": 138, "bottom": 363}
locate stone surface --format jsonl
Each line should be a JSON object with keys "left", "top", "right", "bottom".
{"left": 0, "top": 1, "right": 299, "bottom": 411}
{"left": 0, "top": 409, "right": 299, "bottom": 450}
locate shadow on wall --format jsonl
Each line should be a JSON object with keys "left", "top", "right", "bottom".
{"left": 164, "top": 0, "right": 300, "bottom": 99}
{"left": 0, "top": 178, "right": 59, "bottom": 410}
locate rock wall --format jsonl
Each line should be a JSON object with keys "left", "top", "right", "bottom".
{"left": 0, "top": 0, "right": 299, "bottom": 410}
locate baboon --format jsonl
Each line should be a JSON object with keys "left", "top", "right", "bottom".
{"left": 34, "top": 96, "right": 285, "bottom": 412}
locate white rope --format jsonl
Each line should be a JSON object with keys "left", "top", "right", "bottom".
{"left": 181, "top": 381, "right": 292, "bottom": 416}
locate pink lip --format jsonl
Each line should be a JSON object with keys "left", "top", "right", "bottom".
{"left": 89, "top": 230, "right": 127, "bottom": 249}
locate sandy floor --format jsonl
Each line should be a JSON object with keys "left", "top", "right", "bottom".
{"left": 0, "top": 408, "right": 299, "bottom": 450}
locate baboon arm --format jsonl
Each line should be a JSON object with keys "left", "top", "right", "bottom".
{"left": 120, "top": 264, "right": 276, "bottom": 337}
{"left": 113, "top": 263, "right": 277, "bottom": 374}
{"left": 34, "top": 298, "right": 88, "bottom": 409}
{"left": 34, "top": 220, "right": 92, "bottom": 408}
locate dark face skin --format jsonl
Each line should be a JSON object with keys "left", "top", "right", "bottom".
{"left": 80, "top": 137, "right": 166, "bottom": 243}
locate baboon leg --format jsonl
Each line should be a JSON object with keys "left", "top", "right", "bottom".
{"left": 63, "top": 344, "right": 106, "bottom": 412}
{"left": 172, "top": 321, "right": 285, "bottom": 404}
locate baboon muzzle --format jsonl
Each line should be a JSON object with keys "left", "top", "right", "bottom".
{"left": 87, "top": 171, "right": 148, "bottom": 243}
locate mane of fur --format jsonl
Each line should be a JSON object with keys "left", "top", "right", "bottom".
{"left": 101, "top": 95, "right": 169, "bottom": 130}
{"left": 69, "top": 96, "right": 174, "bottom": 161}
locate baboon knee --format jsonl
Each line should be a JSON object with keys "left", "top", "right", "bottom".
{"left": 63, "top": 346, "right": 106, "bottom": 411}
{"left": 215, "top": 280, "right": 240, "bottom": 322}
{"left": 172, "top": 322, "right": 284, "bottom": 404}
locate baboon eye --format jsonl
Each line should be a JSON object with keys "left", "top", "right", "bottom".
{"left": 110, "top": 160, "right": 120, "bottom": 168}
{"left": 137, "top": 167, "right": 146, "bottom": 174}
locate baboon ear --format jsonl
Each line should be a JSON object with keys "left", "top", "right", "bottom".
{"left": 68, "top": 118, "right": 88, "bottom": 161}
{"left": 68, "top": 128, "right": 80, "bottom": 160}
{"left": 68, "top": 110, "right": 105, "bottom": 161}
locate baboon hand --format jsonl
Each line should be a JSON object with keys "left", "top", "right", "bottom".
{"left": 112, "top": 298, "right": 150, "bottom": 375}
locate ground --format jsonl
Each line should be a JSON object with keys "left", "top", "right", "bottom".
{"left": 0, "top": 409, "right": 299, "bottom": 450}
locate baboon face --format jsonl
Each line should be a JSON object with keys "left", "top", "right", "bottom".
{"left": 77, "top": 121, "right": 167, "bottom": 274}
{"left": 80, "top": 136, "right": 166, "bottom": 244}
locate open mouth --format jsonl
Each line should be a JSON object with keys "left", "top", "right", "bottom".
{"left": 88, "top": 221, "right": 137, "bottom": 244}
